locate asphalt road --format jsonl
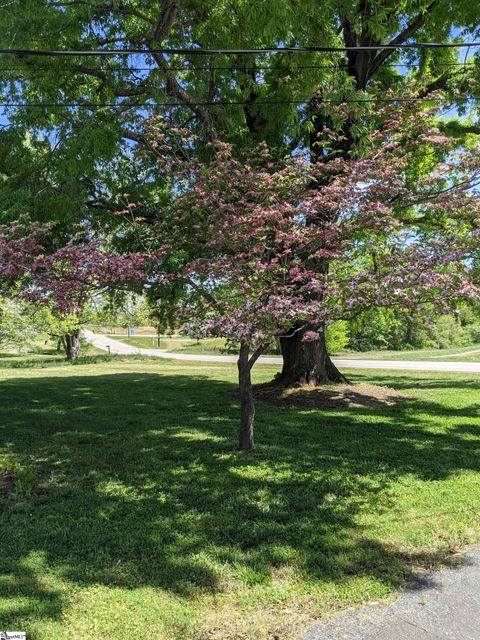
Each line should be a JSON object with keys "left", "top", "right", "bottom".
{"left": 301, "top": 546, "right": 480, "bottom": 640}
{"left": 83, "top": 330, "right": 480, "bottom": 373}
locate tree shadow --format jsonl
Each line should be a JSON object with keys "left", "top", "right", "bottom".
{"left": 0, "top": 369, "right": 479, "bottom": 629}
{"left": 350, "top": 370, "right": 480, "bottom": 391}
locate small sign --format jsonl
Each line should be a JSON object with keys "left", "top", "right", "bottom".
{"left": 0, "top": 633, "right": 26, "bottom": 639}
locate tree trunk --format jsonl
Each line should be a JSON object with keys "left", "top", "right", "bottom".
{"left": 56, "top": 336, "right": 65, "bottom": 353}
{"left": 237, "top": 341, "right": 255, "bottom": 450}
{"left": 64, "top": 329, "right": 81, "bottom": 361}
{"left": 276, "top": 324, "right": 348, "bottom": 387}
{"left": 277, "top": 85, "right": 355, "bottom": 388}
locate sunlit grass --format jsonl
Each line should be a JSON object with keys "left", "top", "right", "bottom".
{"left": 0, "top": 358, "right": 479, "bottom": 639}
{"left": 339, "top": 343, "right": 480, "bottom": 361}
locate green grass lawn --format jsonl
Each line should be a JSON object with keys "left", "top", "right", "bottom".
{"left": 1, "top": 357, "right": 480, "bottom": 640}
{"left": 109, "top": 335, "right": 243, "bottom": 355}
{"left": 340, "top": 343, "right": 480, "bottom": 362}
{"left": 0, "top": 339, "right": 108, "bottom": 369}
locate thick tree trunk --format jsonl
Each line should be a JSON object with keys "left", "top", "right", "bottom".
{"left": 64, "top": 329, "right": 81, "bottom": 361}
{"left": 277, "top": 85, "right": 355, "bottom": 388}
{"left": 276, "top": 324, "right": 348, "bottom": 387}
{"left": 237, "top": 342, "right": 255, "bottom": 450}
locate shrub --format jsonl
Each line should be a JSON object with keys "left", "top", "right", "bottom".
{"left": 326, "top": 321, "right": 349, "bottom": 353}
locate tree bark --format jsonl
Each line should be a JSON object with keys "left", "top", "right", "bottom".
{"left": 64, "top": 329, "right": 81, "bottom": 361}
{"left": 57, "top": 336, "right": 66, "bottom": 353}
{"left": 237, "top": 341, "right": 255, "bottom": 450}
{"left": 276, "top": 324, "right": 348, "bottom": 387}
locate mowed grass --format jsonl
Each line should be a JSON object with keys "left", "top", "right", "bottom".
{"left": 110, "top": 335, "right": 245, "bottom": 355}
{"left": 341, "top": 343, "right": 480, "bottom": 361}
{"left": 0, "top": 358, "right": 480, "bottom": 640}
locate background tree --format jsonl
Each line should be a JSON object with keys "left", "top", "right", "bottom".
{"left": 0, "top": 297, "right": 45, "bottom": 353}
{"left": 0, "top": 224, "right": 145, "bottom": 360}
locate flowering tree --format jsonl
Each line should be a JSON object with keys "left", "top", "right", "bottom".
{"left": 146, "top": 105, "right": 480, "bottom": 449}
{"left": 0, "top": 225, "right": 145, "bottom": 360}
{"left": 28, "top": 240, "right": 145, "bottom": 359}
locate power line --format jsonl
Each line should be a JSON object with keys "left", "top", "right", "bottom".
{"left": 0, "top": 61, "right": 477, "bottom": 74}
{"left": 2, "top": 42, "right": 480, "bottom": 57}
{"left": 0, "top": 96, "right": 478, "bottom": 108}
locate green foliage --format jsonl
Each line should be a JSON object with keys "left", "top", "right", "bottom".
{"left": 89, "top": 293, "right": 154, "bottom": 330}
{"left": 348, "top": 305, "right": 480, "bottom": 352}
{"left": 326, "top": 320, "right": 349, "bottom": 353}
{"left": 407, "top": 315, "right": 468, "bottom": 350}
{"left": 1, "top": 0, "right": 478, "bottom": 161}
{"left": 0, "top": 297, "right": 42, "bottom": 352}
{"left": 0, "top": 297, "right": 100, "bottom": 356}
{"left": 349, "top": 308, "right": 403, "bottom": 351}
{"left": 35, "top": 306, "right": 81, "bottom": 338}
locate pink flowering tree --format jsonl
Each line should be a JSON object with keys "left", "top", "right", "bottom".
{"left": 145, "top": 104, "right": 480, "bottom": 450}
{"left": 0, "top": 222, "right": 45, "bottom": 285}
{"left": 0, "top": 225, "right": 145, "bottom": 360}
{"left": 28, "top": 239, "right": 145, "bottom": 359}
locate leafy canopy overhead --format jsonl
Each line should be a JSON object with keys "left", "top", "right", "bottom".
{"left": 1, "top": 1, "right": 479, "bottom": 151}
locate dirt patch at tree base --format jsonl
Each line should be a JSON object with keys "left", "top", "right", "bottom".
{"left": 254, "top": 382, "right": 407, "bottom": 410}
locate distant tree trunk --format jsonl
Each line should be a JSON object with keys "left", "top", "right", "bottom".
{"left": 64, "top": 329, "right": 81, "bottom": 361}
{"left": 57, "top": 335, "right": 66, "bottom": 353}
{"left": 276, "top": 324, "right": 348, "bottom": 387}
{"left": 237, "top": 341, "right": 256, "bottom": 450}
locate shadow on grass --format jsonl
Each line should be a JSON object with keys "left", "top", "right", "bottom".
{"left": 0, "top": 370, "right": 479, "bottom": 632}
{"left": 0, "top": 353, "right": 166, "bottom": 370}
{"left": 351, "top": 370, "right": 480, "bottom": 391}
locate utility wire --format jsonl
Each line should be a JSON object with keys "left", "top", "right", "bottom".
{"left": 0, "top": 61, "right": 477, "bottom": 74}
{"left": 0, "top": 97, "right": 478, "bottom": 108}
{"left": 2, "top": 42, "right": 480, "bottom": 57}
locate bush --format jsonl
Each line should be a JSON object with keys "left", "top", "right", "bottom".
{"left": 348, "top": 308, "right": 403, "bottom": 351}
{"left": 347, "top": 306, "right": 480, "bottom": 352}
{"left": 326, "top": 321, "right": 349, "bottom": 353}
{"left": 0, "top": 298, "right": 38, "bottom": 352}
{"left": 466, "top": 323, "right": 480, "bottom": 344}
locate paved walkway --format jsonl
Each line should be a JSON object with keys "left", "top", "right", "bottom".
{"left": 301, "top": 546, "right": 480, "bottom": 640}
{"left": 83, "top": 330, "right": 480, "bottom": 373}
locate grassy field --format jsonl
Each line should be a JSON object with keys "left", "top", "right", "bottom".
{"left": 104, "top": 334, "right": 480, "bottom": 361}
{"left": 108, "top": 335, "right": 244, "bottom": 355}
{"left": 1, "top": 354, "right": 480, "bottom": 640}
{"left": 341, "top": 343, "right": 480, "bottom": 362}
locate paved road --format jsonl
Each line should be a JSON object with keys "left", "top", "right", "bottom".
{"left": 301, "top": 546, "right": 480, "bottom": 640}
{"left": 83, "top": 330, "right": 480, "bottom": 373}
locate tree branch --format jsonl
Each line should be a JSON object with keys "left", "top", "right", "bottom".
{"left": 185, "top": 277, "right": 217, "bottom": 305}
{"left": 368, "top": 0, "right": 439, "bottom": 80}
{"left": 73, "top": 65, "right": 162, "bottom": 99}
{"left": 121, "top": 128, "right": 146, "bottom": 144}
{"left": 439, "top": 121, "right": 480, "bottom": 136}
{"left": 248, "top": 345, "right": 266, "bottom": 369}
{"left": 151, "top": 52, "right": 217, "bottom": 139}
{"left": 153, "top": 0, "right": 179, "bottom": 43}
{"left": 48, "top": 0, "right": 154, "bottom": 23}
{"left": 72, "top": 65, "right": 111, "bottom": 91}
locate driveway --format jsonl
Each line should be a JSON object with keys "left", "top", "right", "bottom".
{"left": 301, "top": 546, "right": 480, "bottom": 640}
{"left": 83, "top": 330, "right": 480, "bottom": 373}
